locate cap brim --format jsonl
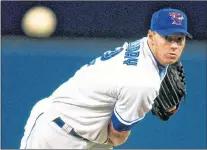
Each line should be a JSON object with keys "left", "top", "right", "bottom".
{"left": 156, "top": 29, "right": 193, "bottom": 38}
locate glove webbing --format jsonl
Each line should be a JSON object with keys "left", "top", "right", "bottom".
{"left": 157, "top": 73, "right": 180, "bottom": 111}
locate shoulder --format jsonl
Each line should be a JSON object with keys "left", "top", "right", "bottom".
{"left": 127, "top": 37, "right": 146, "bottom": 45}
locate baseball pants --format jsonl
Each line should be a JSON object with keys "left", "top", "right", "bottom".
{"left": 20, "top": 98, "right": 113, "bottom": 149}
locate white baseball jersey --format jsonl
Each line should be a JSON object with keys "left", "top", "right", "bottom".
{"left": 44, "top": 37, "right": 168, "bottom": 144}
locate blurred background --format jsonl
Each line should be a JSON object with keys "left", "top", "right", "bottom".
{"left": 1, "top": 1, "right": 206, "bottom": 149}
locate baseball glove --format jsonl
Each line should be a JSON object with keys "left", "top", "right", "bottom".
{"left": 152, "top": 60, "right": 187, "bottom": 121}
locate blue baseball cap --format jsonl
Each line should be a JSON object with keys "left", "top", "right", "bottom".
{"left": 150, "top": 8, "right": 192, "bottom": 38}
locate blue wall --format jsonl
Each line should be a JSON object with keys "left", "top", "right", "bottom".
{"left": 2, "top": 36, "right": 206, "bottom": 148}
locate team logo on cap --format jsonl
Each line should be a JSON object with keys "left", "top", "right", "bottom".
{"left": 169, "top": 12, "right": 184, "bottom": 25}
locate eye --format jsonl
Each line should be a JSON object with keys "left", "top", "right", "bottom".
{"left": 176, "top": 37, "right": 184, "bottom": 42}
{"left": 164, "top": 36, "right": 185, "bottom": 43}
{"left": 164, "top": 36, "right": 173, "bottom": 42}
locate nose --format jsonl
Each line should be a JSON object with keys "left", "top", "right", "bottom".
{"left": 171, "top": 41, "right": 178, "bottom": 51}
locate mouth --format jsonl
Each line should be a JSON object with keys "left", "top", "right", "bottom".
{"left": 168, "top": 52, "right": 177, "bottom": 56}
{"left": 166, "top": 53, "right": 178, "bottom": 60}
{"left": 167, "top": 53, "right": 178, "bottom": 57}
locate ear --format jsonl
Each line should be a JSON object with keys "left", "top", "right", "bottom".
{"left": 147, "top": 30, "right": 155, "bottom": 46}
{"left": 147, "top": 30, "right": 154, "bottom": 40}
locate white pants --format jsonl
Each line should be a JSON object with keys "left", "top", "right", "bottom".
{"left": 20, "top": 98, "right": 113, "bottom": 149}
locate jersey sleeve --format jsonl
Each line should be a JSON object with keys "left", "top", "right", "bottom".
{"left": 111, "top": 86, "right": 158, "bottom": 132}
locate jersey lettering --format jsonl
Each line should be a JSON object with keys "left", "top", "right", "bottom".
{"left": 123, "top": 40, "right": 140, "bottom": 66}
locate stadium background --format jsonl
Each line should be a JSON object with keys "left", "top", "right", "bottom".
{"left": 1, "top": 1, "right": 206, "bottom": 149}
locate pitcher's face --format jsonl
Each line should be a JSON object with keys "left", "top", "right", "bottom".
{"left": 148, "top": 31, "right": 186, "bottom": 65}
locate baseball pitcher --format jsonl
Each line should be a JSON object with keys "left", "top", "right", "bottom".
{"left": 20, "top": 8, "right": 191, "bottom": 149}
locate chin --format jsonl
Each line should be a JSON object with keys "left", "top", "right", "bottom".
{"left": 165, "top": 59, "right": 178, "bottom": 65}
{"left": 163, "top": 55, "right": 179, "bottom": 65}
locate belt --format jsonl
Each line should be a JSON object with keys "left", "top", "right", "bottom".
{"left": 53, "top": 117, "right": 89, "bottom": 141}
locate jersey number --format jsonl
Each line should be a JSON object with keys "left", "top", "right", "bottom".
{"left": 100, "top": 47, "right": 123, "bottom": 61}
{"left": 88, "top": 47, "right": 123, "bottom": 66}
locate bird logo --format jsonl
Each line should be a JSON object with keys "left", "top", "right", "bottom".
{"left": 169, "top": 12, "right": 184, "bottom": 25}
